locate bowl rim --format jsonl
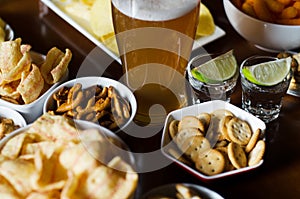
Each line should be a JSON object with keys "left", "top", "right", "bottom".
{"left": 224, "top": 0, "right": 300, "bottom": 28}
{"left": 43, "top": 76, "right": 137, "bottom": 132}
{"left": 0, "top": 106, "right": 27, "bottom": 127}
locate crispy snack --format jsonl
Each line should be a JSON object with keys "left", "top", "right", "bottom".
{"left": 48, "top": 83, "right": 131, "bottom": 131}
{"left": 0, "top": 18, "right": 6, "bottom": 42}
{"left": 168, "top": 109, "right": 265, "bottom": 176}
{"left": 0, "top": 117, "right": 20, "bottom": 140}
{"left": 234, "top": 0, "right": 300, "bottom": 25}
{"left": 0, "top": 38, "right": 71, "bottom": 104}
{"left": 0, "top": 114, "right": 138, "bottom": 198}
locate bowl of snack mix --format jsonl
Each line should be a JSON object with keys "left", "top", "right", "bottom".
{"left": 223, "top": 0, "right": 300, "bottom": 52}
{"left": 0, "top": 114, "right": 138, "bottom": 198}
{"left": 0, "top": 106, "right": 26, "bottom": 141}
{"left": 43, "top": 76, "right": 137, "bottom": 132}
{"left": 0, "top": 38, "right": 71, "bottom": 123}
{"left": 161, "top": 100, "right": 266, "bottom": 181}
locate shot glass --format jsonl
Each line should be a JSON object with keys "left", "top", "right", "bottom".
{"left": 187, "top": 53, "right": 239, "bottom": 104}
{"left": 240, "top": 56, "right": 292, "bottom": 123}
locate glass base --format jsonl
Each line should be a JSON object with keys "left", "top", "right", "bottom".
{"left": 242, "top": 103, "right": 280, "bottom": 123}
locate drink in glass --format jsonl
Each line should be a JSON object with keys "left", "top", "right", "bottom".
{"left": 111, "top": 0, "right": 201, "bottom": 126}
{"left": 187, "top": 51, "right": 239, "bottom": 103}
{"left": 240, "top": 56, "right": 292, "bottom": 123}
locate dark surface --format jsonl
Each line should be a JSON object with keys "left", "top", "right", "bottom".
{"left": 1, "top": 0, "right": 300, "bottom": 198}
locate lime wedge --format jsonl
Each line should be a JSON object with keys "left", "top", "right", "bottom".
{"left": 242, "top": 57, "right": 292, "bottom": 86}
{"left": 191, "top": 50, "right": 237, "bottom": 84}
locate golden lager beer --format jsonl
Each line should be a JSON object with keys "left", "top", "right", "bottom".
{"left": 112, "top": 0, "right": 200, "bottom": 126}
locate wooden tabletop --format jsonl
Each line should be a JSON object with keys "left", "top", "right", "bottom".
{"left": 1, "top": 0, "right": 300, "bottom": 198}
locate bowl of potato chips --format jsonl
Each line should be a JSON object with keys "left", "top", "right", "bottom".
{"left": 0, "top": 38, "right": 71, "bottom": 123}
{"left": 0, "top": 114, "right": 138, "bottom": 198}
{"left": 43, "top": 76, "right": 137, "bottom": 132}
{"left": 223, "top": 0, "right": 300, "bottom": 52}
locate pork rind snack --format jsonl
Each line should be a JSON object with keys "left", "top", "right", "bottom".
{"left": 0, "top": 38, "right": 71, "bottom": 104}
{"left": 0, "top": 114, "right": 138, "bottom": 198}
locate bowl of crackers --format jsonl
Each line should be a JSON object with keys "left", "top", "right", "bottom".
{"left": 0, "top": 38, "right": 71, "bottom": 123}
{"left": 0, "top": 114, "right": 138, "bottom": 198}
{"left": 224, "top": 0, "right": 300, "bottom": 52}
{"left": 161, "top": 100, "right": 266, "bottom": 181}
{"left": 43, "top": 76, "right": 137, "bottom": 132}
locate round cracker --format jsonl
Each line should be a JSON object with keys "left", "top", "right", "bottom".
{"left": 168, "top": 120, "right": 179, "bottom": 140}
{"left": 248, "top": 140, "right": 265, "bottom": 166}
{"left": 196, "top": 112, "right": 211, "bottom": 132}
{"left": 176, "top": 128, "right": 203, "bottom": 148}
{"left": 180, "top": 136, "right": 211, "bottom": 161}
{"left": 219, "top": 115, "right": 234, "bottom": 141}
{"left": 216, "top": 146, "right": 235, "bottom": 172}
{"left": 227, "top": 117, "right": 252, "bottom": 145}
{"left": 245, "top": 128, "right": 261, "bottom": 153}
{"left": 228, "top": 142, "right": 247, "bottom": 169}
{"left": 195, "top": 149, "right": 225, "bottom": 176}
{"left": 178, "top": 116, "right": 205, "bottom": 133}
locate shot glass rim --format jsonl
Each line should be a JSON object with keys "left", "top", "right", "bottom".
{"left": 187, "top": 53, "right": 239, "bottom": 87}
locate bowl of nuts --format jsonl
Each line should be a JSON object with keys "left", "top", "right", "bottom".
{"left": 161, "top": 100, "right": 266, "bottom": 181}
{"left": 223, "top": 0, "right": 300, "bottom": 52}
{"left": 0, "top": 106, "right": 26, "bottom": 141}
{"left": 43, "top": 76, "right": 137, "bottom": 132}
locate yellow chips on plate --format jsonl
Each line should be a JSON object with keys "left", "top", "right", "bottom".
{"left": 0, "top": 114, "right": 138, "bottom": 198}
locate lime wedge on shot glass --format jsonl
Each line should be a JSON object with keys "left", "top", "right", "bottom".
{"left": 242, "top": 57, "right": 292, "bottom": 86}
{"left": 191, "top": 50, "right": 237, "bottom": 84}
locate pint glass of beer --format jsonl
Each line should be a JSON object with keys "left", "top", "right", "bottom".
{"left": 111, "top": 0, "right": 201, "bottom": 126}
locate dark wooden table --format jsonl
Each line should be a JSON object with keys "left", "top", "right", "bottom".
{"left": 1, "top": 0, "right": 300, "bottom": 198}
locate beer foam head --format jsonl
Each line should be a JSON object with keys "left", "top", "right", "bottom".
{"left": 112, "top": 0, "right": 199, "bottom": 21}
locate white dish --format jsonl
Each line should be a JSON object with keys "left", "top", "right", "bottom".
{"left": 0, "top": 106, "right": 26, "bottom": 128}
{"left": 141, "top": 183, "right": 224, "bottom": 199}
{"left": 0, "top": 51, "right": 68, "bottom": 124}
{"left": 40, "top": 0, "right": 226, "bottom": 63}
{"left": 43, "top": 76, "right": 137, "bottom": 132}
{"left": 161, "top": 100, "right": 266, "bottom": 181}
{"left": 4, "top": 23, "right": 14, "bottom": 41}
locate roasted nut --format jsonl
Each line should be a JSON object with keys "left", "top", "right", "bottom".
{"left": 49, "top": 83, "right": 131, "bottom": 130}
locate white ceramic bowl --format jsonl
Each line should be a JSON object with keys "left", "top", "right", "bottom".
{"left": 161, "top": 100, "right": 266, "bottom": 181}
{"left": 43, "top": 76, "right": 137, "bottom": 132}
{"left": 0, "top": 118, "right": 137, "bottom": 198}
{"left": 4, "top": 23, "right": 14, "bottom": 41}
{"left": 0, "top": 106, "right": 26, "bottom": 128}
{"left": 0, "top": 52, "right": 68, "bottom": 124}
{"left": 223, "top": 0, "right": 300, "bottom": 52}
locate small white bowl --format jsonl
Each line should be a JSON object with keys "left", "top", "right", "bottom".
{"left": 0, "top": 52, "right": 68, "bottom": 123}
{"left": 4, "top": 23, "right": 14, "bottom": 41}
{"left": 43, "top": 76, "right": 137, "bottom": 132}
{"left": 223, "top": 0, "right": 300, "bottom": 52}
{"left": 0, "top": 106, "right": 26, "bottom": 128}
{"left": 161, "top": 100, "right": 266, "bottom": 181}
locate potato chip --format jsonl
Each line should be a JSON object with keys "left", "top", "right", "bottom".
{"left": 0, "top": 175, "right": 21, "bottom": 199}
{"left": 0, "top": 38, "right": 23, "bottom": 76}
{"left": 1, "top": 133, "right": 39, "bottom": 159}
{"left": 0, "top": 80, "right": 21, "bottom": 100}
{"left": 40, "top": 47, "right": 72, "bottom": 85}
{"left": 17, "top": 64, "right": 44, "bottom": 104}
{"left": 1, "top": 52, "right": 31, "bottom": 83}
{"left": 0, "top": 159, "right": 35, "bottom": 197}
{"left": 26, "top": 190, "right": 60, "bottom": 199}
{"left": 28, "top": 114, "right": 79, "bottom": 142}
